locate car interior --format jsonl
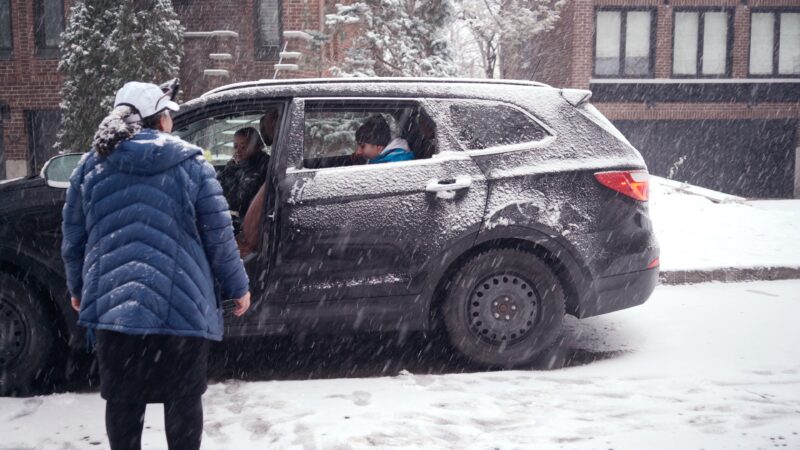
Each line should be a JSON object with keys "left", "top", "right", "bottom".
{"left": 302, "top": 102, "right": 437, "bottom": 170}
{"left": 176, "top": 102, "right": 439, "bottom": 258}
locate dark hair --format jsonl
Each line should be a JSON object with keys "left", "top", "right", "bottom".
{"left": 140, "top": 112, "right": 164, "bottom": 130}
{"left": 355, "top": 115, "right": 391, "bottom": 147}
{"left": 234, "top": 127, "right": 265, "bottom": 151}
{"left": 92, "top": 106, "right": 142, "bottom": 157}
{"left": 234, "top": 126, "right": 260, "bottom": 140}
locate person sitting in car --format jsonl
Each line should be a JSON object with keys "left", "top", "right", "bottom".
{"left": 235, "top": 108, "right": 282, "bottom": 256}
{"left": 217, "top": 126, "right": 269, "bottom": 220}
{"left": 353, "top": 115, "right": 414, "bottom": 164}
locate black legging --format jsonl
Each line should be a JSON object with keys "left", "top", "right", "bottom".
{"left": 105, "top": 396, "right": 203, "bottom": 450}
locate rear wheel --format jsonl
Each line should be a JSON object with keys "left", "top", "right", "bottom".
{"left": 0, "top": 274, "right": 58, "bottom": 396}
{"left": 442, "top": 248, "right": 566, "bottom": 368}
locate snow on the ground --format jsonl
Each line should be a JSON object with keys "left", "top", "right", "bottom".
{"left": 649, "top": 177, "right": 800, "bottom": 271}
{"left": 2, "top": 280, "right": 799, "bottom": 449}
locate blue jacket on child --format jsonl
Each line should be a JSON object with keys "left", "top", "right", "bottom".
{"left": 368, "top": 138, "right": 414, "bottom": 164}
{"left": 61, "top": 129, "right": 249, "bottom": 341}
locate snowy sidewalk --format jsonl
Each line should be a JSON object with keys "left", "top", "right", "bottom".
{"left": 650, "top": 177, "right": 800, "bottom": 284}
{"left": 2, "top": 280, "right": 799, "bottom": 449}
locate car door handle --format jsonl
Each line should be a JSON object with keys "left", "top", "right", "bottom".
{"left": 426, "top": 175, "right": 472, "bottom": 192}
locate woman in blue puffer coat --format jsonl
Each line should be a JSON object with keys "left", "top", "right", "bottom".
{"left": 61, "top": 81, "right": 250, "bottom": 450}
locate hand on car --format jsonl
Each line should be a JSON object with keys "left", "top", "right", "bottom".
{"left": 233, "top": 291, "right": 251, "bottom": 317}
{"left": 71, "top": 296, "right": 80, "bottom": 312}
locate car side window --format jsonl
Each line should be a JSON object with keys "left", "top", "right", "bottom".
{"left": 175, "top": 112, "right": 268, "bottom": 167}
{"left": 304, "top": 111, "right": 399, "bottom": 160}
{"left": 448, "top": 103, "right": 548, "bottom": 150}
{"left": 302, "top": 101, "right": 436, "bottom": 169}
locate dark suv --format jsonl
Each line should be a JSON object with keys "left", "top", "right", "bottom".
{"left": 0, "top": 78, "right": 658, "bottom": 394}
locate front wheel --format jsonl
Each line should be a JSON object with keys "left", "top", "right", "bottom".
{"left": 0, "top": 274, "right": 58, "bottom": 396}
{"left": 442, "top": 248, "right": 566, "bottom": 368}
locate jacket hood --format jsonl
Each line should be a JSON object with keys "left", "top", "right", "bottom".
{"left": 384, "top": 138, "right": 410, "bottom": 153}
{"left": 106, "top": 129, "right": 202, "bottom": 175}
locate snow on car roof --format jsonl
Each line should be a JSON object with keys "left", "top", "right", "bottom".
{"left": 201, "top": 77, "right": 552, "bottom": 98}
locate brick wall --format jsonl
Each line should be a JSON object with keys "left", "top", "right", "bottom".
{"left": 570, "top": 0, "right": 594, "bottom": 88}
{"left": 526, "top": 0, "right": 800, "bottom": 87}
{"left": 654, "top": 4, "right": 672, "bottom": 78}
{"left": 0, "top": 0, "right": 324, "bottom": 178}
{"left": 597, "top": 102, "right": 800, "bottom": 121}
{"left": 0, "top": 0, "right": 74, "bottom": 174}
{"left": 503, "top": 0, "right": 575, "bottom": 85}
{"left": 522, "top": 0, "right": 800, "bottom": 197}
{"left": 174, "top": 0, "right": 324, "bottom": 99}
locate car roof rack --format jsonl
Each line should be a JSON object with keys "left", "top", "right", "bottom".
{"left": 201, "top": 77, "right": 551, "bottom": 98}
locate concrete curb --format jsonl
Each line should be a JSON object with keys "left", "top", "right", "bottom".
{"left": 660, "top": 267, "right": 800, "bottom": 285}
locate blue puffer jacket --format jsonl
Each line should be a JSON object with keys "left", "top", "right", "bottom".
{"left": 61, "top": 129, "right": 249, "bottom": 341}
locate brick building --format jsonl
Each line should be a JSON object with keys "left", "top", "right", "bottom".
{"left": 0, "top": 0, "right": 326, "bottom": 180}
{"left": 506, "top": 0, "right": 800, "bottom": 199}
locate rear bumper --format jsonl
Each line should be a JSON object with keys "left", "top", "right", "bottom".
{"left": 576, "top": 266, "right": 659, "bottom": 318}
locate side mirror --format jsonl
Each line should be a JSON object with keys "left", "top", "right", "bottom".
{"left": 42, "top": 153, "right": 84, "bottom": 188}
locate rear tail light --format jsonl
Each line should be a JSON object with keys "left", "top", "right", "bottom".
{"left": 594, "top": 170, "right": 649, "bottom": 201}
{"left": 647, "top": 257, "right": 660, "bottom": 269}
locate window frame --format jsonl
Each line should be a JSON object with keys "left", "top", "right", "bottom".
{"left": 0, "top": 0, "right": 13, "bottom": 59}
{"left": 748, "top": 8, "right": 800, "bottom": 78}
{"left": 593, "top": 7, "right": 657, "bottom": 79}
{"left": 671, "top": 7, "right": 734, "bottom": 79}
{"left": 254, "top": 0, "right": 283, "bottom": 61}
{"left": 34, "top": 0, "right": 64, "bottom": 59}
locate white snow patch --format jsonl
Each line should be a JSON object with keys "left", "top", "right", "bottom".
{"left": 2, "top": 281, "right": 800, "bottom": 448}
{"left": 650, "top": 177, "right": 800, "bottom": 271}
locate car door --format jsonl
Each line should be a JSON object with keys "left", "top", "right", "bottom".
{"left": 270, "top": 97, "right": 489, "bottom": 307}
{"left": 173, "top": 99, "right": 289, "bottom": 328}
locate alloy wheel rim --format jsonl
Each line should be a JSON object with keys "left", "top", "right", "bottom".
{"left": 0, "top": 298, "right": 28, "bottom": 369}
{"left": 467, "top": 273, "right": 541, "bottom": 346}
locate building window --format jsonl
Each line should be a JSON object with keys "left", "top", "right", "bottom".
{"left": 594, "top": 9, "right": 655, "bottom": 77}
{"left": 673, "top": 10, "right": 732, "bottom": 77}
{"left": 750, "top": 12, "right": 800, "bottom": 76}
{"left": 0, "top": 0, "right": 11, "bottom": 58}
{"left": 255, "top": 0, "right": 281, "bottom": 60}
{"left": 34, "top": 0, "right": 64, "bottom": 58}
{"left": 27, "top": 110, "right": 61, "bottom": 175}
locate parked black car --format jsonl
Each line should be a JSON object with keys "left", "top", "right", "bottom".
{"left": 0, "top": 78, "right": 659, "bottom": 395}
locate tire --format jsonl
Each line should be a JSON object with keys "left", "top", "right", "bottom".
{"left": 442, "top": 248, "right": 566, "bottom": 368}
{"left": 0, "top": 273, "right": 58, "bottom": 396}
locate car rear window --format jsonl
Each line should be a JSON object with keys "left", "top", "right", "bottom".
{"left": 448, "top": 103, "right": 548, "bottom": 150}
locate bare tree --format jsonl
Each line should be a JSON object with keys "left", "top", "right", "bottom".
{"left": 455, "top": 0, "right": 564, "bottom": 79}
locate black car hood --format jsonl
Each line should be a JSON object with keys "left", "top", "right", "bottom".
{"left": 0, "top": 175, "right": 46, "bottom": 194}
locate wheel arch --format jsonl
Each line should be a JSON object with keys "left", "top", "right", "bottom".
{"left": 424, "top": 226, "right": 593, "bottom": 330}
{"left": 0, "top": 247, "right": 82, "bottom": 351}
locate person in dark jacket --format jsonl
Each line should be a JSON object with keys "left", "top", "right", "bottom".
{"left": 217, "top": 126, "right": 269, "bottom": 220}
{"left": 62, "top": 81, "right": 251, "bottom": 450}
{"left": 352, "top": 115, "right": 414, "bottom": 164}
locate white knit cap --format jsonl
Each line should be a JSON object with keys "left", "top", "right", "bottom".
{"left": 114, "top": 81, "right": 179, "bottom": 120}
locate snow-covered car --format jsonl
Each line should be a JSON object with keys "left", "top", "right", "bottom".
{"left": 0, "top": 78, "right": 659, "bottom": 395}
